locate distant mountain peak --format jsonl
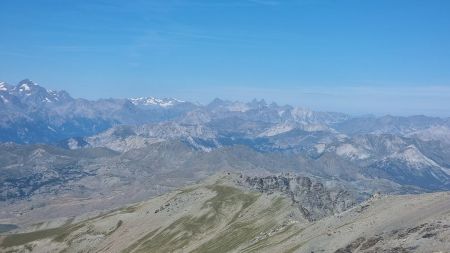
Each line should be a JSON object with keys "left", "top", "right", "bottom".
{"left": 18, "top": 78, "right": 35, "bottom": 85}
{"left": 207, "top": 98, "right": 230, "bottom": 107}
{"left": 129, "top": 97, "right": 184, "bottom": 107}
{"left": 5, "top": 79, "right": 73, "bottom": 104}
{"left": 15, "top": 79, "right": 42, "bottom": 93}
{"left": 248, "top": 98, "right": 267, "bottom": 108}
{"left": 206, "top": 98, "right": 252, "bottom": 112}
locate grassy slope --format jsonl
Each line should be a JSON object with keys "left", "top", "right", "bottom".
{"left": 1, "top": 175, "right": 449, "bottom": 253}
{"left": 0, "top": 177, "right": 304, "bottom": 253}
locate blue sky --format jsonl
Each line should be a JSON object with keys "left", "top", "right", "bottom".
{"left": 1, "top": 0, "right": 450, "bottom": 116}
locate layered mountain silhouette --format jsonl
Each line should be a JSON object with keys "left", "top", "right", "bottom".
{"left": 1, "top": 80, "right": 449, "bottom": 198}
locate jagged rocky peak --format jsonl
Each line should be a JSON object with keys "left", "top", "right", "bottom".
{"left": 208, "top": 97, "right": 228, "bottom": 106}
{"left": 15, "top": 78, "right": 39, "bottom": 92}
{"left": 248, "top": 98, "right": 268, "bottom": 108}
{"left": 206, "top": 98, "right": 252, "bottom": 112}
{"left": 8, "top": 78, "right": 73, "bottom": 103}
{"left": 243, "top": 174, "right": 313, "bottom": 193}
{"left": 238, "top": 174, "right": 356, "bottom": 221}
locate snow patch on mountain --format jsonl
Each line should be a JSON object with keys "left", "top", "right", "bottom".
{"left": 129, "top": 97, "right": 184, "bottom": 107}
{"left": 0, "top": 82, "right": 8, "bottom": 91}
{"left": 19, "top": 83, "right": 32, "bottom": 92}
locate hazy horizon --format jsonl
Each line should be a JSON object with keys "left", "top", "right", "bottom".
{"left": 1, "top": 0, "right": 450, "bottom": 116}
{"left": 2, "top": 78, "right": 450, "bottom": 117}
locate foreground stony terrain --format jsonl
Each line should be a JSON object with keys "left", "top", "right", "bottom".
{"left": 1, "top": 173, "right": 449, "bottom": 253}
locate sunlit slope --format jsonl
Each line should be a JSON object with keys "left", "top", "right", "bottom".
{"left": 1, "top": 174, "right": 449, "bottom": 253}
{"left": 0, "top": 175, "right": 305, "bottom": 253}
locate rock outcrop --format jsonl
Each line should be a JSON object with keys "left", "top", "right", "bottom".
{"left": 241, "top": 174, "right": 356, "bottom": 220}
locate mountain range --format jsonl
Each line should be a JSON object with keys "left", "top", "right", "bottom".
{"left": 1, "top": 79, "right": 450, "bottom": 249}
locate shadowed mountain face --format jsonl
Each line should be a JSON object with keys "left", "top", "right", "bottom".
{"left": 1, "top": 80, "right": 450, "bottom": 233}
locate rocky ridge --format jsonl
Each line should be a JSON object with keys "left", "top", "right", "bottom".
{"left": 240, "top": 174, "right": 355, "bottom": 220}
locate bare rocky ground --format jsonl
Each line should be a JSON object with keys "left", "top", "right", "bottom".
{"left": 0, "top": 173, "right": 449, "bottom": 253}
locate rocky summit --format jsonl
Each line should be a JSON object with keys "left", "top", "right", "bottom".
{"left": 241, "top": 175, "right": 355, "bottom": 220}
